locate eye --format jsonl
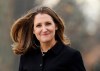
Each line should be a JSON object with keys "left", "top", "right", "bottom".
{"left": 36, "top": 23, "right": 41, "bottom": 27}
{"left": 46, "top": 22, "right": 51, "bottom": 26}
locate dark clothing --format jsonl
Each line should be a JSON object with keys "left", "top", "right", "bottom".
{"left": 19, "top": 41, "right": 86, "bottom": 71}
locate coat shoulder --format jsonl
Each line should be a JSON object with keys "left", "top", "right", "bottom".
{"left": 62, "top": 44, "right": 81, "bottom": 58}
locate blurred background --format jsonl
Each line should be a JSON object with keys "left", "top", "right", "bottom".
{"left": 0, "top": 0, "right": 100, "bottom": 71}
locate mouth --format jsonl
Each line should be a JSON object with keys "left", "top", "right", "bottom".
{"left": 42, "top": 34, "right": 48, "bottom": 36}
{"left": 42, "top": 33, "right": 49, "bottom": 36}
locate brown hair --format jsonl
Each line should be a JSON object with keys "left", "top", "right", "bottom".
{"left": 10, "top": 6, "right": 70, "bottom": 55}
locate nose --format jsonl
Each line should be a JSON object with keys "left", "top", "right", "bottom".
{"left": 42, "top": 25, "right": 47, "bottom": 32}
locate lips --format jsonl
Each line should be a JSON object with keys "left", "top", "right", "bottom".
{"left": 41, "top": 33, "right": 49, "bottom": 36}
{"left": 42, "top": 34, "right": 48, "bottom": 36}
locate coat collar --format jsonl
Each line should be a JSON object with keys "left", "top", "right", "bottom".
{"left": 30, "top": 41, "right": 65, "bottom": 56}
{"left": 44, "top": 41, "right": 65, "bottom": 55}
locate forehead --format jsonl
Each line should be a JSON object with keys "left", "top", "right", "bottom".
{"left": 34, "top": 13, "right": 53, "bottom": 21}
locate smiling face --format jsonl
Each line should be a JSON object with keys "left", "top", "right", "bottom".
{"left": 33, "top": 13, "right": 58, "bottom": 44}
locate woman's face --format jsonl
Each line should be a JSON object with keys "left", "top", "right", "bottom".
{"left": 33, "top": 13, "right": 57, "bottom": 43}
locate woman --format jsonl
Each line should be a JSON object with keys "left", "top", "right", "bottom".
{"left": 10, "top": 6, "right": 86, "bottom": 71}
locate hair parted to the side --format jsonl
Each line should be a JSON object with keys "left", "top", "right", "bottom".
{"left": 10, "top": 6, "right": 70, "bottom": 55}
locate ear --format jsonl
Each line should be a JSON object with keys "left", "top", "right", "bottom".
{"left": 33, "top": 29, "right": 35, "bottom": 34}
{"left": 55, "top": 24, "right": 58, "bottom": 30}
{"left": 56, "top": 27, "right": 58, "bottom": 30}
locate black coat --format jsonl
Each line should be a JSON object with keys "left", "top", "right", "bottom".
{"left": 19, "top": 41, "right": 86, "bottom": 71}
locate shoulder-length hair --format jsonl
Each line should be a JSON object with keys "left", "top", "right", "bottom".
{"left": 10, "top": 6, "right": 70, "bottom": 55}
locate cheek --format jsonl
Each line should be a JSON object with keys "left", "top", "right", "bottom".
{"left": 33, "top": 27, "right": 39, "bottom": 34}
{"left": 49, "top": 28, "right": 56, "bottom": 37}
{"left": 33, "top": 29, "right": 40, "bottom": 39}
{"left": 51, "top": 26, "right": 56, "bottom": 33}
{"left": 34, "top": 30, "right": 38, "bottom": 36}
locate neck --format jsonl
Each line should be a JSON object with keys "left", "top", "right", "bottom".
{"left": 40, "top": 39, "right": 57, "bottom": 52}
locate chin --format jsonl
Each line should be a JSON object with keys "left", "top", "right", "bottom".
{"left": 41, "top": 39, "right": 51, "bottom": 43}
